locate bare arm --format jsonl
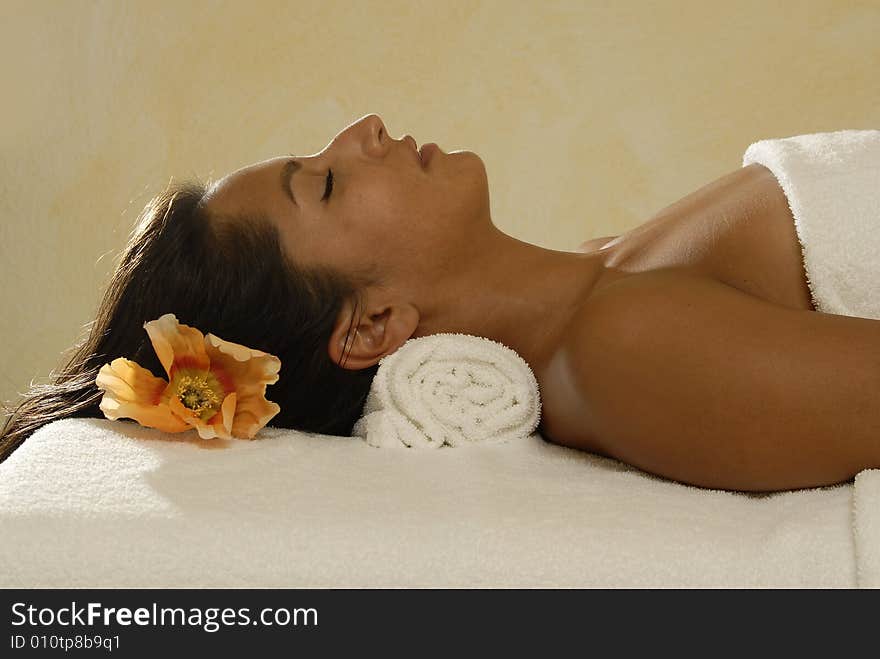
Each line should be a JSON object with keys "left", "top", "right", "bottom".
{"left": 564, "top": 272, "right": 880, "bottom": 492}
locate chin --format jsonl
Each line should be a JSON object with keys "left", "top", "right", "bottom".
{"left": 441, "top": 149, "right": 489, "bottom": 208}
{"left": 451, "top": 149, "right": 487, "bottom": 179}
{"left": 449, "top": 148, "right": 482, "bottom": 163}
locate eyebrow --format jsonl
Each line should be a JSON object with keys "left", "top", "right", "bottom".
{"left": 280, "top": 158, "right": 301, "bottom": 207}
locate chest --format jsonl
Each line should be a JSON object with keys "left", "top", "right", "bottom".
{"left": 597, "top": 163, "right": 816, "bottom": 313}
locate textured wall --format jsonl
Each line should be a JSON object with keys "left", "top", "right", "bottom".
{"left": 1, "top": 0, "right": 878, "bottom": 417}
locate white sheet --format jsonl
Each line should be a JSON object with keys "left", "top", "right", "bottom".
{"left": 0, "top": 418, "right": 860, "bottom": 588}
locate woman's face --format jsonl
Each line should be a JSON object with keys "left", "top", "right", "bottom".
{"left": 203, "top": 114, "right": 490, "bottom": 286}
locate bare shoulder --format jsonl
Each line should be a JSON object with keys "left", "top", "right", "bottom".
{"left": 575, "top": 235, "right": 619, "bottom": 253}
{"left": 540, "top": 270, "right": 880, "bottom": 491}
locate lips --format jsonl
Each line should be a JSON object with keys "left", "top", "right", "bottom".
{"left": 401, "top": 134, "right": 439, "bottom": 169}
{"left": 419, "top": 143, "right": 438, "bottom": 167}
{"left": 402, "top": 135, "right": 420, "bottom": 164}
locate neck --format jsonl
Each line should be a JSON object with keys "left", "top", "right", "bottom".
{"left": 411, "top": 225, "right": 606, "bottom": 372}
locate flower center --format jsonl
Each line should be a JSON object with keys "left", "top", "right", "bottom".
{"left": 175, "top": 374, "right": 221, "bottom": 418}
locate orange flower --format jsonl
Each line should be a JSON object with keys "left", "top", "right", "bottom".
{"left": 95, "top": 313, "right": 281, "bottom": 440}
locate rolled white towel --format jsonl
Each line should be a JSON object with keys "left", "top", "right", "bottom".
{"left": 351, "top": 333, "right": 541, "bottom": 449}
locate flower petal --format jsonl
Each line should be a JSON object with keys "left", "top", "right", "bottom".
{"left": 99, "top": 397, "right": 191, "bottom": 434}
{"left": 219, "top": 392, "right": 237, "bottom": 436}
{"left": 231, "top": 397, "right": 281, "bottom": 439}
{"left": 203, "top": 332, "right": 281, "bottom": 438}
{"left": 144, "top": 313, "right": 211, "bottom": 380}
{"left": 96, "top": 358, "right": 166, "bottom": 405}
{"left": 96, "top": 358, "right": 189, "bottom": 433}
{"left": 204, "top": 333, "right": 280, "bottom": 386}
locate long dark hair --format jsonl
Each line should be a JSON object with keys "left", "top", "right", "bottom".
{"left": 0, "top": 178, "right": 381, "bottom": 463}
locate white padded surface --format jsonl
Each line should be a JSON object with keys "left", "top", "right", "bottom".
{"left": 0, "top": 418, "right": 857, "bottom": 588}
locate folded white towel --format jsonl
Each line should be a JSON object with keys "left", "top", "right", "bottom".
{"left": 351, "top": 333, "right": 541, "bottom": 448}
{"left": 742, "top": 128, "right": 880, "bottom": 319}
{"left": 853, "top": 468, "right": 880, "bottom": 588}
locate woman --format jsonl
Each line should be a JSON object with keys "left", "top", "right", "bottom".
{"left": 2, "top": 114, "right": 878, "bottom": 492}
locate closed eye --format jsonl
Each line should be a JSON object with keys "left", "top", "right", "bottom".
{"left": 321, "top": 169, "right": 334, "bottom": 202}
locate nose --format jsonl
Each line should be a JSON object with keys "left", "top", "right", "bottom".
{"left": 328, "top": 113, "right": 388, "bottom": 158}
{"left": 357, "top": 113, "right": 387, "bottom": 157}
{"left": 359, "top": 113, "right": 385, "bottom": 137}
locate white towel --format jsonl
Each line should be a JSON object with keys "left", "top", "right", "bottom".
{"left": 351, "top": 333, "right": 541, "bottom": 449}
{"left": 741, "top": 128, "right": 880, "bottom": 319}
{"left": 853, "top": 468, "right": 880, "bottom": 588}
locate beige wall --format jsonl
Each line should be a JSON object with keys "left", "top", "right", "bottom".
{"left": 1, "top": 0, "right": 877, "bottom": 417}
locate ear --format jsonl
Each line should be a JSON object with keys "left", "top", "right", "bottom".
{"left": 327, "top": 298, "right": 420, "bottom": 370}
